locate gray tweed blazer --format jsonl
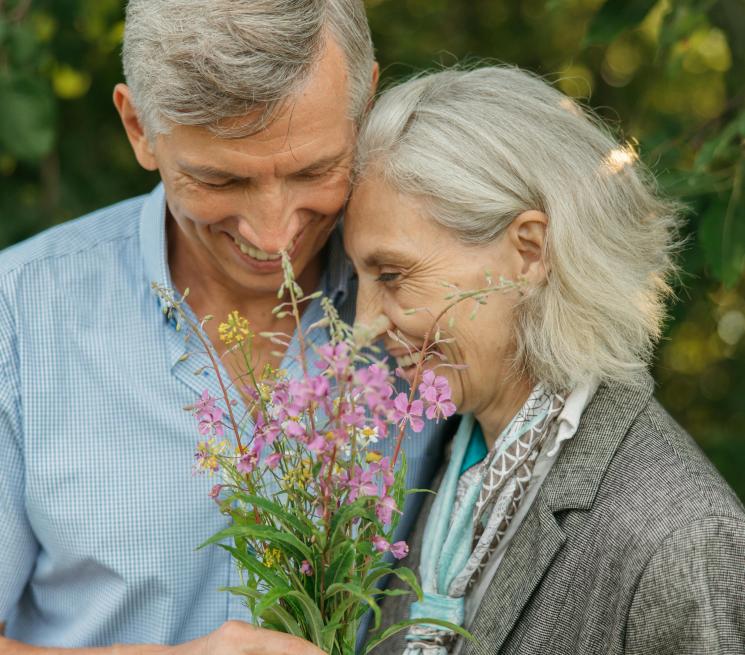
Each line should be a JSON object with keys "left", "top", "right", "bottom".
{"left": 369, "top": 375, "right": 745, "bottom": 654}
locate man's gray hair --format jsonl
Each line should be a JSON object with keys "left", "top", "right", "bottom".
{"left": 355, "top": 66, "right": 682, "bottom": 391}
{"left": 122, "top": 0, "right": 374, "bottom": 138}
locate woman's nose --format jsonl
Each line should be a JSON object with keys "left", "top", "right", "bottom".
{"left": 354, "top": 282, "right": 393, "bottom": 342}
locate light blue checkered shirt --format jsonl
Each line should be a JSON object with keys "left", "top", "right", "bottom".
{"left": 0, "top": 185, "right": 450, "bottom": 646}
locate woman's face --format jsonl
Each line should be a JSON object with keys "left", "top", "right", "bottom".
{"left": 344, "top": 174, "right": 538, "bottom": 426}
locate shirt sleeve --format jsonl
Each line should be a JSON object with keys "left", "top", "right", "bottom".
{"left": 0, "top": 283, "right": 38, "bottom": 623}
{"left": 625, "top": 515, "right": 745, "bottom": 655}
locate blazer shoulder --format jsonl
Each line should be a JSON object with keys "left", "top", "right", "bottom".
{"left": 597, "top": 397, "right": 745, "bottom": 538}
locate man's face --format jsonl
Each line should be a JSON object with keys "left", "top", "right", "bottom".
{"left": 151, "top": 38, "right": 357, "bottom": 297}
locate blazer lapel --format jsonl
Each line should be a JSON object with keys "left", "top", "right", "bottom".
{"left": 464, "top": 375, "right": 655, "bottom": 654}
{"left": 464, "top": 496, "right": 566, "bottom": 655}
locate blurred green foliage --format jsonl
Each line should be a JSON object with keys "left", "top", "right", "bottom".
{"left": 1, "top": 0, "right": 743, "bottom": 497}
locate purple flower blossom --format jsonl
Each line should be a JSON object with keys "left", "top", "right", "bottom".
{"left": 237, "top": 449, "right": 259, "bottom": 474}
{"left": 340, "top": 402, "right": 366, "bottom": 428}
{"left": 372, "top": 535, "right": 389, "bottom": 553}
{"left": 306, "top": 431, "right": 328, "bottom": 454}
{"left": 392, "top": 393, "right": 425, "bottom": 433}
{"left": 265, "top": 452, "right": 282, "bottom": 469}
{"left": 300, "top": 560, "right": 313, "bottom": 575}
{"left": 197, "top": 403, "right": 225, "bottom": 437}
{"left": 194, "top": 390, "right": 218, "bottom": 415}
{"left": 208, "top": 484, "right": 223, "bottom": 502}
{"left": 418, "top": 370, "right": 457, "bottom": 420}
{"left": 369, "top": 456, "right": 395, "bottom": 489}
{"left": 390, "top": 540, "right": 409, "bottom": 559}
{"left": 315, "top": 342, "right": 351, "bottom": 376}
{"left": 344, "top": 466, "right": 379, "bottom": 502}
{"left": 375, "top": 495, "right": 398, "bottom": 526}
{"left": 372, "top": 535, "right": 409, "bottom": 560}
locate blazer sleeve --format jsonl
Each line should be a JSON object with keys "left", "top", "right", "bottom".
{"left": 624, "top": 515, "right": 745, "bottom": 655}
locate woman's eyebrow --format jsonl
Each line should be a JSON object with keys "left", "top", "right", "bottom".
{"left": 362, "top": 248, "right": 416, "bottom": 269}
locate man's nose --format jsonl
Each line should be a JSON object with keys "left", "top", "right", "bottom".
{"left": 237, "top": 183, "right": 298, "bottom": 253}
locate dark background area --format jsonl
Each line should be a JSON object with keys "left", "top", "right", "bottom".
{"left": 1, "top": 0, "right": 743, "bottom": 497}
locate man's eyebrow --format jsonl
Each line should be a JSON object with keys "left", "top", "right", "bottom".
{"left": 177, "top": 162, "right": 243, "bottom": 180}
{"left": 177, "top": 151, "right": 349, "bottom": 180}
{"left": 293, "top": 152, "right": 349, "bottom": 175}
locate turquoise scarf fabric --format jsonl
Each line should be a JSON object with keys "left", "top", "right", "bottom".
{"left": 403, "top": 403, "right": 554, "bottom": 654}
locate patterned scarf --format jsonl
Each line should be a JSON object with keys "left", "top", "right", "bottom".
{"left": 403, "top": 384, "right": 565, "bottom": 654}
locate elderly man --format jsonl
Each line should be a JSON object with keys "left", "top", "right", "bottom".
{"left": 0, "top": 1, "right": 448, "bottom": 653}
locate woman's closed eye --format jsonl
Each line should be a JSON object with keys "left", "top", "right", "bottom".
{"left": 376, "top": 271, "right": 401, "bottom": 284}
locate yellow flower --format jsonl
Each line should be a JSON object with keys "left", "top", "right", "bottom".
{"left": 365, "top": 451, "right": 383, "bottom": 464}
{"left": 218, "top": 311, "right": 251, "bottom": 345}
{"left": 263, "top": 547, "right": 282, "bottom": 568}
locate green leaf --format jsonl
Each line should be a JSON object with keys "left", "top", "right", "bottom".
{"left": 329, "top": 497, "right": 380, "bottom": 544}
{"left": 223, "top": 491, "right": 316, "bottom": 539}
{"left": 284, "top": 590, "right": 325, "bottom": 647}
{"left": 325, "top": 542, "right": 356, "bottom": 588}
{"left": 698, "top": 175, "right": 745, "bottom": 287}
{"left": 582, "top": 0, "right": 657, "bottom": 46}
{"left": 217, "top": 544, "right": 288, "bottom": 590}
{"left": 0, "top": 73, "right": 56, "bottom": 161}
{"left": 326, "top": 581, "right": 382, "bottom": 629}
{"left": 199, "top": 523, "right": 313, "bottom": 562}
{"left": 222, "top": 586, "right": 304, "bottom": 637}
{"left": 364, "top": 618, "right": 475, "bottom": 655}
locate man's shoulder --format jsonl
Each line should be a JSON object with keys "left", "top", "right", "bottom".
{"left": 0, "top": 193, "right": 148, "bottom": 281}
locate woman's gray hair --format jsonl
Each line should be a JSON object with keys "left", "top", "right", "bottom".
{"left": 355, "top": 66, "right": 682, "bottom": 391}
{"left": 122, "top": 0, "right": 374, "bottom": 138}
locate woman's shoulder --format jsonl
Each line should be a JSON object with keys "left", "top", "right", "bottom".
{"left": 586, "top": 386, "right": 745, "bottom": 549}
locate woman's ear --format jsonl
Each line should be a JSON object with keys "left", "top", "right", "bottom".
{"left": 113, "top": 83, "right": 158, "bottom": 172}
{"left": 507, "top": 210, "right": 549, "bottom": 283}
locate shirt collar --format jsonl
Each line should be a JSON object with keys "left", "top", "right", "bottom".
{"left": 139, "top": 183, "right": 355, "bottom": 311}
{"left": 139, "top": 183, "right": 173, "bottom": 312}
{"left": 319, "top": 217, "right": 355, "bottom": 308}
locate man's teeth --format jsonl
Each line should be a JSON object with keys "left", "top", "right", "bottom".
{"left": 234, "top": 235, "right": 298, "bottom": 262}
{"left": 395, "top": 352, "right": 423, "bottom": 369}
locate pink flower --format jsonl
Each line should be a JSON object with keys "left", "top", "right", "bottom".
{"left": 425, "top": 393, "right": 456, "bottom": 421}
{"left": 208, "top": 484, "right": 223, "bottom": 502}
{"left": 340, "top": 402, "right": 366, "bottom": 428}
{"left": 237, "top": 449, "right": 259, "bottom": 474}
{"left": 375, "top": 495, "right": 398, "bottom": 526}
{"left": 283, "top": 416, "right": 306, "bottom": 439}
{"left": 265, "top": 452, "right": 282, "bottom": 469}
{"left": 300, "top": 560, "right": 313, "bottom": 575}
{"left": 369, "top": 456, "right": 395, "bottom": 489}
{"left": 288, "top": 375, "right": 330, "bottom": 413}
{"left": 306, "top": 432, "right": 328, "bottom": 454}
{"left": 418, "top": 370, "right": 457, "bottom": 420}
{"left": 343, "top": 466, "right": 379, "bottom": 502}
{"left": 392, "top": 393, "right": 424, "bottom": 433}
{"left": 255, "top": 417, "right": 281, "bottom": 447}
{"left": 389, "top": 540, "right": 409, "bottom": 559}
{"left": 198, "top": 405, "right": 225, "bottom": 437}
{"left": 372, "top": 535, "right": 409, "bottom": 560}
{"left": 315, "top": 342, "right": 351, "bottom": 376}
{"left": 418, "top": 370, "right": 446, "bottom": 399}
{"left": 193, "top": 390, "right": 217, "bottom": 415}
{"left": 372, "top": 535, "right": 390, "bottom": 553}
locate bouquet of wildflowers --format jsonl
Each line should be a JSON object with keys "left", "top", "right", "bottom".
{"left": 154, "top": 255, "right": 469, "bottom": 655}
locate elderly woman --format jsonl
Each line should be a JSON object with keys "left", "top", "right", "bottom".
{"left": 343, "top": 67, "right": 745, "bottom": 654}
